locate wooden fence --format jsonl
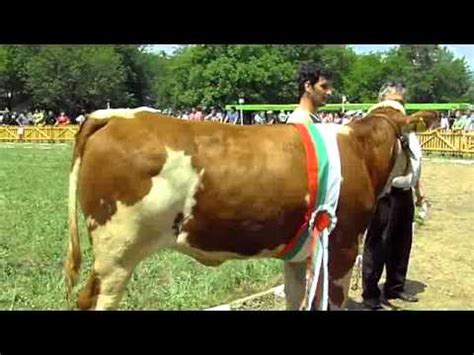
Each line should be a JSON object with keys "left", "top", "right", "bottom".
{"left": 0, "top": 126, "right": 78, "bottom": 142}
{"left": 1, "top": 125, "right": 473, "bottom": 156}
{"left": 417, "top": 130, "right": 474, "bottom": 157}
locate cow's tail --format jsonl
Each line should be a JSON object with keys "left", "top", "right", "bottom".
{"left": 64, "top": 116, "right": 110, "bottom": 305}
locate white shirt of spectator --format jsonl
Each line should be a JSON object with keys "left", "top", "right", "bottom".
{"left": 278, "top": 112, "right": 288, "bottom": 123}
{"left": 440, "top": 116, "right": 449, "bottom": 129}
{"left": 75, "top": 114, "right": 86, "bottom": 125}
{"left": 467, "top": 115, "right": 474, "bottom": 131}
{"left": 286, "top": 108, "right": 320, "bottom": 124}
{"left": 254, "top": 113, "right": 265, "bottom": 124}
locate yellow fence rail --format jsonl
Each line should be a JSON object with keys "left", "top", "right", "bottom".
{"left": 417, "top": 130, "right": 474, "bottom": 156}
{"left": 1, "top": 126, "right": 473, "bottom": 156}
{"left": 0, "top": 126, "right": 78, "bottom": 142}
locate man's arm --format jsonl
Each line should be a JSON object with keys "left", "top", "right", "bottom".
{"left": 414, "top": 179, "right": 425, "bottom": 206}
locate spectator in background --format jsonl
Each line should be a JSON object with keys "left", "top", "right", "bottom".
{"left": 449, "top": 110, "right": 460, "bottom": 129}
{"left": 75, "top": 109, "right": 87, "bottom": 125}
{"left": 467, "top": 111, "right": 474, "bottom": 131}
{"left": 189, "top": 107, "right": 197, "bottom": 121}
{"left": 56, "top": 111, "right": 70, "bottom": 126}
{"left": 225, "top": 107, "right": 239, "bottom": 124}
{"left": 266, "top": 111, "right": 275, "bottom": 124}
{"left": 26, "top": 111, "right": 34, "bottom": 125}
{"left": 205, "top": 107, "right": 217, "bottom": 121}
{"left": 45, "top": 111, "right": 56, "bottom": 125}
{"left": 33, "top": 109, "right": 46, "bottom": 125}
{"left": 15, "top": 112, "right": 28, "bottom": 141}
{"left": 9, "top": 112, "right": 17, "bottom": 125}
{"left": 215, "top": 110, "right": 224, "bottom": 122}
{"left": 16, "top": 112, "right": 29, "bottom": 126}
{"left": 439, "top": 112, "right": 450, "bottom": 130}
{"left": 278, "top": 110, "right": 288, "bottom": 123}
{"left": 194, "top": 106, "right": 203, "bottom": 121}
{"left": 254, "top": 111, "right": 266, "bottom": 124}
{"left": 452, "top": 110, "right": 470, "bottom": 131}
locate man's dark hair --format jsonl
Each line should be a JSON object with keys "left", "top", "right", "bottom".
{"left": 297, "top": 62, "right": 331, "bottom": 99}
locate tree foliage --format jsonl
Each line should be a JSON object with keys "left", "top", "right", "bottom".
{"left": 0, "top": 44, "right": 471, "bottom": 114}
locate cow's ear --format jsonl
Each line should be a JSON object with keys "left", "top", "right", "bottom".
{"left": 405, "top": 110, "right": 439, "bottom": 132}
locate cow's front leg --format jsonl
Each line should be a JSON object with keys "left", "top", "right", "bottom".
{"left": 283, "top": 261, "right": 306, "bottom": 310}
{"left": 328, "top": 233, "right": 359, "bottom": 310}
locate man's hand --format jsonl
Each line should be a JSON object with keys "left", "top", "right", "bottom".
{"left": 415, "top": 195, "right": 425, "bottom": 207}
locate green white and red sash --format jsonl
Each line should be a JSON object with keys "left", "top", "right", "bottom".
{"left": 276, "top": 122, "right": 342, "bottom": 310}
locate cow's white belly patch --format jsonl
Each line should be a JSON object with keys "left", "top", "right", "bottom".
{"left": 90, "top": 147, "right": 204, "bottom": 268}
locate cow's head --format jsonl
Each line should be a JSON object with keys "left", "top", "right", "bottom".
{"left": 404, "top": 110, "right": 440, "bottom": 133}
{"left": 374, "top": 82, "right": 440, "bottom": 134}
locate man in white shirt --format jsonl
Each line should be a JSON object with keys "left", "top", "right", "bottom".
{"left": 283, "top": 62, "right": 333, "bottom": 310}
{"left": 362, "top": 82, "right": 425, "bottom": 310}
{"left": 286, "top": 62, "right": 333, "bottom": 124}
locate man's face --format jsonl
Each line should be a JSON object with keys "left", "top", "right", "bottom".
{"left": 306, "top": 77, "right": 332, "bottom": 107}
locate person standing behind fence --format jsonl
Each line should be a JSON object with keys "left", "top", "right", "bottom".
{"left": 16, "top": 112, "right": 29, "bottom": 141}
{"left": 254, "top": 111, "right": 266, "bottom": 124}
{"left": 45, "top": 111, "right": 56, "bottom": 125}
{"left": 286, "top": 62, "right": 332, "bottom": 125}
{"left": 225, "top": 107, "right": 239, "bottom": 124}
{"left": 205, "top": 107, "right": 217, "bottom": 121}
{"left": 439, "top": 112, "right": 450, "bottom": 130}
{"left": 33, "top": 109, "right": 46, "bottom": 125}
{"left": 195, "top": 106, "right": 203, "bottom": 121}
{"left": 56, "top": 111, "right": 70, "bottom": 126}
{"left": 74, "top": 109, "right": 87, "bottom": 125}
{"left": 452, "top": 110, "right": 471, "bottom": 131}
{"left": 467, "top": 111, "right": 474, "bottom": 131}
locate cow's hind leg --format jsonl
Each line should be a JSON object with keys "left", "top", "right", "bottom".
{"left": 77, "top": 224, "right": 171, "bottom": 310}
{"left": 77, "top": 245, "right": 141, "bottom": 310}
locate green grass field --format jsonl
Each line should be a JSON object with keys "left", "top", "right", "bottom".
{"left": 0, "top": 143, "right": 283, "bottom": 310}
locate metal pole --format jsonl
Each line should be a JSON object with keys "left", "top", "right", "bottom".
{"left": 238, "top": 97, "right": 244, "bottom": 126}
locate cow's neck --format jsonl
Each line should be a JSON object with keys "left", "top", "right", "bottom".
{"left": 349, "top": 109, "right": 402, "bottom": 197}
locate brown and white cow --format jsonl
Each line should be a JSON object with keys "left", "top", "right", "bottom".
{"left": 64, "top": 105, "right": 438, "bottom": 310}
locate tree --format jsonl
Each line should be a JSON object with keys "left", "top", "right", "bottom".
{"left": 113, "top": 45, "right": 159, "bottom": 107}
{"left": 319, "top": 46, "right": 357, "bottom": 102}
{"left": 343, "top": 53, "right": 386, "bottom": 102}
{"left": 25, "top": 46, "right": 126, "bottom": 112}
{"left": 0, "top": 45, "right": 41, "bottom": 108}
{"left": 430, "top": 47, "right": 471, "bottom": 102}
{"left": 387, "top": 45, "right": 470, "bottom": 103}
{"left": 462, "top": 75, "right": 474, "bottom": 103}
{"left": 151, "top": 45, "right": 333, "bottom": 109}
